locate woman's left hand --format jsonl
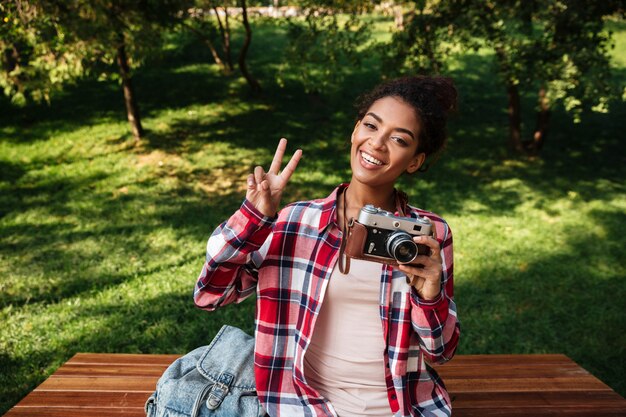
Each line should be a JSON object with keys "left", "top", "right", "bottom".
{"left": 397, "top": 230, "right": 443, "bottom": 301}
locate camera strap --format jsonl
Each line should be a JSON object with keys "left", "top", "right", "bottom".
{"left": 338, "top": 187, "right": 352, "bottom": 275}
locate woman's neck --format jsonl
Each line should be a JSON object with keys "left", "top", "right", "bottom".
{"left": 344, "top": 182, "right": 396, "bottom": 213}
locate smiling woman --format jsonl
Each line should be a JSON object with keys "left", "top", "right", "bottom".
{"left": 193, "top": 76, "right": 459, "bottom": 417}
{"left": 350, "top": 97, "right": 426, "bottom": 192}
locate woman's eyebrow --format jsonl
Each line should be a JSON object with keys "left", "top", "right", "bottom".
{"left": 365, "top": 111, "right": 415, "bottom": 140}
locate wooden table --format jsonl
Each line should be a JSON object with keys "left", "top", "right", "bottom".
{"left": 4, "top": 353, "right": 626, "bottom": 416}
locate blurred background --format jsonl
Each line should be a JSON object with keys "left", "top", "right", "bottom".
{"left": 1, "top": 0, "right": 624, "bottom": 413}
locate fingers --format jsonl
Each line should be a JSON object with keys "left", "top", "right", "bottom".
{"left": 268, "top": 138, "right": 302, "bottom": 181}
{"left": 399, "top": 258, "right": 430, "bottom": 273}
{"left": 413, "top": 235, "right": 441, "bottom": 260}
{"left": 407, "top": 273, "right": 423, "bottom": 287}
{"left": 399, "top": 265, "right": 422, "bottom": 285}
{"left": 398, "top": 262, "right": 439, "bottom": 282}
{"left": 281, "top": 149, "right": 302, "bottom": 183}
{"left": 268, "top": 138, "right": 287, "bottom": 175}
{"left": 254, "top": 165, "right": 264, "bottom": 184}
{"left": 400, "top": 229, "right": 443, "bottom": 301}
{"left": 254, "top": 166, "right": 269, "bottom": 191}
{"left": 247, "top": 174, "right": 255, "bottom": 190}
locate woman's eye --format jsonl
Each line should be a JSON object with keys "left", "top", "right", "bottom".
{"left": 392, "top": 137, "right": 408, "bottom": 146}
{"left": 364, "top": 123, "right": 376, "bottom": 130}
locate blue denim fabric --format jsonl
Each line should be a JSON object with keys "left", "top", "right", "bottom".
{"left": 146, "top": 325, "right": 266, "bottom": 417}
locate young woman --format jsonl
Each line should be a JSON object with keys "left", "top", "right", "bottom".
{"left": 194, "top": 76, "right": 460, "bottom": 417}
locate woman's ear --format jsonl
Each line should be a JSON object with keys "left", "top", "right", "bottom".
{"left": 407, "top": 152, "right": 426, "bottom": 174}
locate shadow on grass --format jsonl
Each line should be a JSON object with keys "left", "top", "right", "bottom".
{"left": 0, "top": 66, "right": 235, "bottom": 145}
{"left": 0, "top": 289, "right": 257, "bottom": 414}
{"left": 2, "top": 44, "right": 624, "bottom": 305}
{"left": 456, "top": 206, "right": 625, "bottom": 396}
{"left": 0, "top": 179, "right": 245, "bottom": 308}
{"left": 0, "top": 159, "right": 26, "bottom": 185}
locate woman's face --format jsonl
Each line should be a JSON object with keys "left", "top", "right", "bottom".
{"left": 350, "top": 96, "right": 425, "bottom": 189}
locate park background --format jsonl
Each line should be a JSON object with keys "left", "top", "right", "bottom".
{"left": 1, "top": 1, "right": 624, "bottom": 413}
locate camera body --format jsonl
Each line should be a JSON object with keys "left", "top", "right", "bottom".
{"left": 345, "top": 205, "right": 432, "bottom": 265}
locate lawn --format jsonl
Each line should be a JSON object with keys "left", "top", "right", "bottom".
{"left": 1, "top": 17, "right": 625, "bottom": 413}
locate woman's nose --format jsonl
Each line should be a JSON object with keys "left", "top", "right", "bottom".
{"left": 369, "top": 133, "right": 386, "bottom": 150}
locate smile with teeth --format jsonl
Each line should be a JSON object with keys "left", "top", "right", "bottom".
{"left": 361, "top": 151, "right": 384, "bottom": 166}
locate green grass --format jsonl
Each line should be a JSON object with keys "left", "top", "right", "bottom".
{"left": 1, "top": 16, "right": 625, "bottom": 412}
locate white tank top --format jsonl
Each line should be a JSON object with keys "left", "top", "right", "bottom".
{"left": 303, "top": 259, "right": 391, "bottom": 416}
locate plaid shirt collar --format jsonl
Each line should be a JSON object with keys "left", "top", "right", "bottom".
{"left": 316, "top": 184, "right": 344, "bottom": 233}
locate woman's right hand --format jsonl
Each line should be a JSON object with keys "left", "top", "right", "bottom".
{"left": 246, "top": 138, "right": 302, "bottom": 217}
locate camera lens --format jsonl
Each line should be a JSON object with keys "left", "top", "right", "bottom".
{"left": 386, "top": 232, "right": 418, "bottom": 264}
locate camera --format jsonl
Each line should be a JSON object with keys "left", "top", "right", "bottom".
{"left": 344, "top": 205, "right": 432, "bottom": 265}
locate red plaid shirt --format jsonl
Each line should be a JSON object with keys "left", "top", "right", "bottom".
{"left": 194, "top": 184, "right": 459, "bottom": 417}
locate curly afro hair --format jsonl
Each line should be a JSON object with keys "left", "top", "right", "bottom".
{"left": 355, "top": 76, "right": 457, "bottom": 163}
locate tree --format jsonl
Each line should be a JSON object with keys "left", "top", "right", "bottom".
{"left": 238, "top": 0, "right": 260, "bottom": 92}
{"left": 0, "top": 1, "right": 83, "bottom": 105}
{"left": 385, "top": 0, "right": 624, "bottom": 155}
{"left": 277, "top": 0, "right": 372, "bottom": 95}
{"left": 183, "top": 2, "right": 234, "bottom": 75}
{"left": 381, "top": 0, "right": 453, "bottom": 77}
{"left": 181, "top": 0, "right": 261, "bottom": 92}
{"left": 1, "top": 0, "right": 184, "bottom": 140}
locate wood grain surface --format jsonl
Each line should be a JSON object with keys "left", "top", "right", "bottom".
{"left": 5, "top": 353, "right": 625, "bottom": 416}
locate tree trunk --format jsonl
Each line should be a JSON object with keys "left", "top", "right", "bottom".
{"left": 238, "top": 0, "right": 262, "bottom": 93}
{"left": 3, "top": 46, "right": 24, "bottom": 97}
{"left": 223, "top": 7, "right": 234, "bottom": 72}
{"left": 116, "top": 33, "right": 143, "bottom": 140}
{"left": 506, "top": 81, "right": 523, "bottom": 152}
{"left": 183, "top": 22, "right": 227, "bottom": 72}
{"left": 3, "top": 46, "right": 19, "bottom": 73}
{"left": 494, "top": 44, "right": 524, "bottom": 153}
{"left": 212, "top": 6, "right": 234, "bottom": 73}
{"left": 527, "top": 86, "right": 550, "bottom": 154}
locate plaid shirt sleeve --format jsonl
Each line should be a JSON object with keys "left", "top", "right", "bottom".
{"left": 193, "top": 199, "right": 275, "bottom": 310}
{"left": 409, "top": 216, "right": 459, "bottom": 365}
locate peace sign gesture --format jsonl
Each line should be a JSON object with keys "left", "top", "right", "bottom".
{"left": 246, "top": 138, "right": 302, "bottom": 217}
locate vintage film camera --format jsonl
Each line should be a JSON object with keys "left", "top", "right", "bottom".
{"left": 344, "top": 205, "right": 433, "bottom": 265}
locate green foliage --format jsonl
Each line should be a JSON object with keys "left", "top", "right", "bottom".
{"left": 539, "top": 3, "right": 617, "bottom": 120}
{"left": 382, "top": 0, "right": 624, "bottom": 153}
{"left": 441, "top": 0, "right": 622, "bottom": 119}
{"left": 0, "top": 2, "right": 84, "bottom": 104}
{"left": 277, "top": 9, "right": 371, "bottom": 94}
{"left": 0, "top": 0, "right": 188, "bottom": 104}
{"left": 381, "top": 0, "right": 453, "bottom": 76}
